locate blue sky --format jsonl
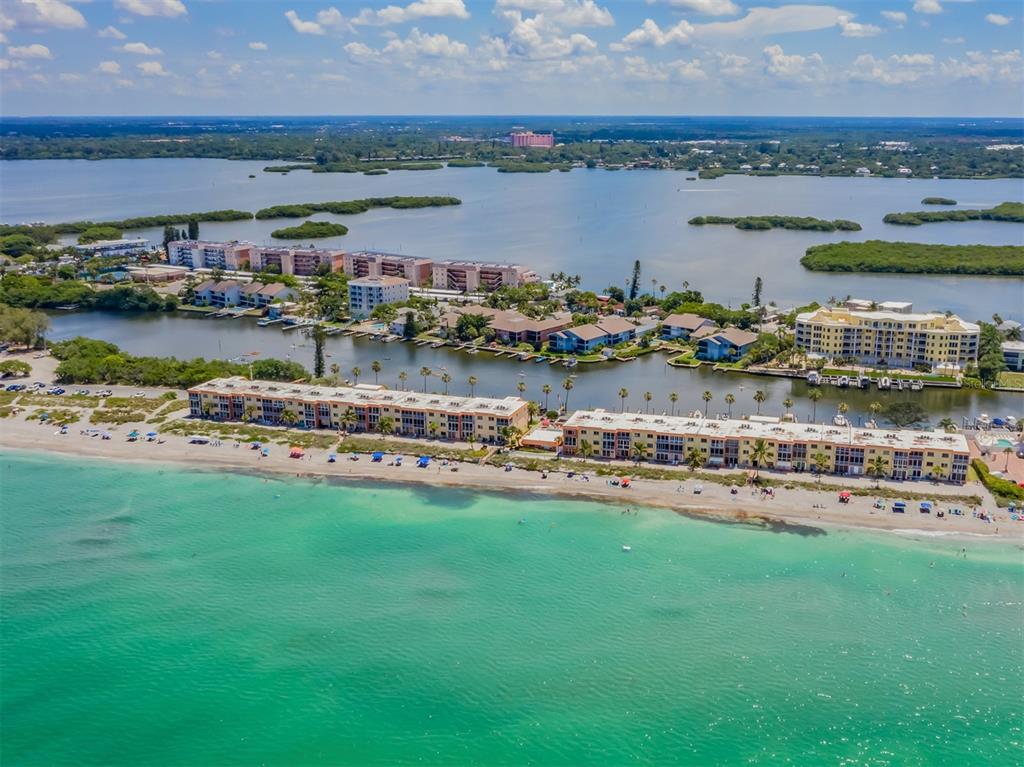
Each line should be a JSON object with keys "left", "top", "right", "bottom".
{"left": 1, "top": 0, "right": 1021, "bottom": 116}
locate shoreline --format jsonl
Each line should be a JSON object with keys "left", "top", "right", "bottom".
{"left": 4, "top": 417, "right": 1021, "bottom": 544}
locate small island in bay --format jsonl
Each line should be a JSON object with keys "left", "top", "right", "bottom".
{"left": 270, "top": 221, "right": 349, "bottom": 239}
{"left": 801, "top": 240, "right": 1024, "bottom": 275}
{"left": 689, "top": 215, "right": 861, "bottom": 232}
{"left": 921, "top": 197, "right": 957, "bottom": 205}
{"left": 255, "top": 196, "right": 461, "bottom": 219}
{"left": 883, "top": 201, "right": 1023, "bottom": 225}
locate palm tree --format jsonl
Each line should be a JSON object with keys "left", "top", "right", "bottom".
{"left": 468, "top": 375, "right": 478, "bottom": 397}
{"left": 244, "top": 406, "right": 257, "bottom": 423}
{"left": 702, "top": 390, "right": 713, "bottom": 416}
{"left": 377, "top": 416, "right": 394, "bottom": 437}
{"left": 562, "top": 377, "right": 574, "bottom": 413}
{"left": 869, "top": 401, "right": 883, "bottom": 420}
{"left": 280, "top": 409, "right": 299, "bottom": 427}
{"left": 725, "top": 392, "right": 735, "bottom": 418}
{"left": 783, "top": 397, "right": 793, "bottom": 414}
{"left": 686, "top": 447, "right": 704, "bottom": 471}
{"left": 643, "top": 391, "right": 653, "bottom": 413}
{"left": 340, "top": 407, "right": 358, "bottom": 434}
{"left": 579, "top": 439, "right": 594, "bottom": 461}
{"left": 618, "top": 387, "right": 629, "bottom": 412}
{"left": 542, "top": 383, "right": 552, "bottom": 411}
{"left": 398, "top": 370, "right": 408, "bottom": 391}
{"left": 838, "top": 402, "right": 849, "bottom": 420}
{"left": 812, "top": 451, "right": 829, "bottom": 484}
{"left": 441, "top": 372, "right": 452, "bottom": 394}
{"left": 631, "top": 442, "right": 649, "bottom": 465}
{"left": 937, "top": 417, "right": 956, "bottom": 433}
{"left": 351, "top": 366, "right": 361, "bottom": 385}
{"left": 420, "top": 366, "right": 432, "bottom": 392}
{"left": 669, "top": 392, "right": 678, "bottom": 416}
{"left": 866, "top": 456, "right": 889, "bottom": 487}
{"left": 1005, "top": 446, "right": 1013, "bottom": 470}
{"left": 527, "top": 401, "right": 540, "bottom": 421}
{"left": 371, "top": 360, "right": 382, "bottom": 384}
{"left": 753, "top": 390, "right": 767, "bottom": 415}
{"left": 749, "top": 438, "right": 774, "bottom": 478}
{"left": 516, "top": 380, "right": 526, "bottom": 397}
{"left": 428, "top": 421, "right": 439, "bottom": 439}
{"left": 329, "top": 363, "right": 340, "bottom": 381}
{"left": 808, "top": 389, "right": 823, "bottom": 422}
{"left": 466, "top": 433, "right": 476, "bottom": 451}
{"left": 502, "top": 425, "right": 524, "bottom": 449}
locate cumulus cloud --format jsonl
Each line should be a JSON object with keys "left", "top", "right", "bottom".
{"left": 838, "top": 15, "right": 881, "bottom": 37}
{"left": 665, "top": 0, "right": 739, "bottom": 14}
{"left": 98, "top": 26, "right": 126, "bottom": 40}
{"left": 115, "top": 0, "right": 187, "bottom": 17}
{"left": 762, "top": 43, "right": 825, "bottom": 82}
{"left": 913, "top": 0, "right": 942, "bottom": 15}
{"left": 284, "top": 9, "right": 326, "bottom": 35}
{"left": 849, "top": 52, "right": 934, "bottom": 84}
{"left": 343, "top": 41, "right": 380, "bottom": 61}
{"left": 353, "top": 0, "right": 470, "bottom": 26}
{"left": 207, "top": 50, "right": 223, "bottom": 59}
{"left": 97, "top": 60, "right": 122, "bottom": 74}
{"left": 942, "top": 36, "right": 964, "bottom": 44}
{"left": 284, "top": 7, "right": 352, "bottom": 35}
{"left": 985, "top": 13, "right": 1012, "bottom": 26}
{"left": 122, "top": 42, "right": 163, "bottom": 55}
{"left": 8, "top": 43, "right": 52, "bottom": 59}
{"left": 228, "top": 63, "right": 242, "bottom": 75}
{"left": 880, "top": 10, "right": 907, "bottom": 24}
{"left": 940, "top": 49, "right": 1021, "bottom": 81}
{"left": 136, "top": 60, "right": 169, "bottom": 76}
{"left": 496, "top": 0, "right": 614, "bottom": 27}
{"left": 0, "top": 0, "right": 85, "bottom": 30}
{"left": 383, "top": 27, "right": 469, "bottom": 57}
{"left": 58, "top": 72, "right": 83, "bottom": 83}
{"left": 496, "top": 8, "right": 598, "bottom": 59}
{"left": 622, "top": 55, "right": 705, "bottom": 81}
{"left": 695, "top": 5, "right": 849, "bottom": 38}
{"left": 716, "top": 51, "right": 750, "bottom": 75}
{"left": 248, "top": 41, "right": 268, "bottom": 50}
{"left": 611, "top": 18, "right": 693, "bottom": 50}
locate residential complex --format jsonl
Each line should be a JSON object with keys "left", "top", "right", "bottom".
{"left": 348, "top": 275, "right": 410, "bottom": 319}
{"left": 439, "top": 305, "right": 572, "bottom": 347}
{"left": 432, "top": 261, "right": 539, "bottom": 292}
{"left": 794, "top": 307, "right": 980, "bottom": 369}
{"left": 561, "top": 410, "right": 969, "bottom": 483}
{"left": 661, "top": 313, "right": 716, "bottom": 340}
{"left": 1002, "top": 341, "right": 1024, "bottom": 372}
{"left": 168, "top": 240, "right": 254, "bottom": 271}
{"left": 343, "top": 251, "right": 434, "bottom": 287}
{"left": 193, "top": 280, "right": 297, "bottom": 308}
{"left": 250, "top": 246, "right": 344, "bottom": 276}
{"left": 74, "top": 238, "right": 151, "bottom": 259}
{"left": 549, "top": 316, "right": 641, "bottom": 353}
{"left": 696, "top": 328, "right": 759, "bottom": 362}
{"left": 510, "top": 131, "right": 555, "bottom": 149}
{"left": 188, "top": 377, "right": 530, "bottom": 442}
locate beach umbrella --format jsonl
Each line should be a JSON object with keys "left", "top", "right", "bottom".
{"left": 146, "top": 431, "right": 158, "bottom": 437}
{"left": 372, "top": 452, "right": 384, "bottom": 462}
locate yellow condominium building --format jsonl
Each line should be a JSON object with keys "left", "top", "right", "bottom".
{"left": 188, "top": 377, "right": 530, "bottom": 443}
{"left": 560, "top": 410, "right": 969, "bottom": 483}
{"left": 794, "top": 307, "right": 979, "bottom": 370}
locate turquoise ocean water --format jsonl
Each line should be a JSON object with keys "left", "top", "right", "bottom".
{"left": 2, "top": 451, "right": 1022, "bottom": 766}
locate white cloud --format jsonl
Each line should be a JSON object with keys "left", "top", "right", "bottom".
{"left": 666, "top": 0, "right": 739, "bottom": 14}
{"left": 353, "top": 0, "right": 470, "bottom": 26}
{"left": 985, "top": 13, "right": 1012, "bottom": 26}
{"left": 383, "top": 27, "right": 469, "bottom": 57}
{"left": 98, "top": 25, "right": 127, "bottom": 40}
{"left": 0, "top": 59, "right": 12, "bottom": 70}
{"left": 849, "top": 52, "right": 934, "bottom": 84}
{"left": 0, "top": 0, "right": 86, "bottom": 30}
{"left": 762, "top": 43, "right": 825, "bottom": 82}
{"left": 496, "top": 0, "right": 614, "bottom": 27}
{"left": 942, "top": 36, "right": 964, "bottom": 43}
{"left": 716, "top": 51, "right": 750, "bottom": 75}
{"left": 207, "top": 50, "right": 223, "bottom": 59}
{"left": 497, "top": 9, "right": 598, "bottom": 59}
{"left": 940, "top": 49, "right": 1021, "bottom": 82}
{"left": 317, "top": 72, "right": 349, "bottom": 83}
{"left": 97, "top": 60, "right": 122, "bottom": 74}
{"left": 115, "top": 78, "right": 134, "bottom": 88}
{"left": 58, "top": 72, "right": 83, "bottom": 83}
{"left": 114, "top": 0, "right": 187, "bottom": 18}
{"left": 912, "top": 0, "right": 942, "bottom": 15}
{"left": 611, "top": 18, "right": 693, "bottom": 50}
{"left": 248, "top": 41, "right": 268, "bottom": 50}
{"left": 136, "top": 60, "right": 169, "bottom": 76}
{"left": 228, "top": 63, "right": 242, "bottom": 75}
{"left": 122, "top": 42, "right": 163, "bottom": 55}
{"left": 695, "top": 5, "right": 849, "bottom": 38}
{"left": 284, "top": 8, "right": 351, "bottom": 35}
{"left": 344, "top": 41, "right": 380, "bottom": 60}
{"left": 8, "top": 43, "right": 52, "bottom": 59}
{"left": 838, "top": 15, "right": 881, "bottom": 37}
{"left": 881, "top": 10, "right": 907, "bottom": 24}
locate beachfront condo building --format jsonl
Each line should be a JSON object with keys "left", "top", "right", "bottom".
{"left": 188, "top": 378, "right": 530, "bottom": 442}
{"left": 343, "top": 251, "right": 434, "bottom": 287}
{"left": 168, "top": 240, "right": 254, "bottom": 271}
{"left": 249, "top": 246, "right": 345, "bottom": 276}
{"left": 348, "top": 275, "right": 410, "bottom": 319}
{"left": 794, "top": 307, "right": 980, "bottom": 370}
{"left": 560, "top": 410, "right": 970, "bottom": 484}
{"left": 74, "top": 238, "right": 151, "bottom": 259}
{"left": 510, "top": 131, "right": 555, "bottom": 148}
{"left": 432, "top": 261, "right": 539, "bottom": 293}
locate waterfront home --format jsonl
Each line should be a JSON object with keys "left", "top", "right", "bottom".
{"left": 250, "top": 246, "right": 345, "bottom": 276}
{"left": 489, "top": 311, "right": 573, "bottom": 347}
{"left": 168, "top": 240, "right": 253, "bottom": 271}
{"left": 194, "top": 279, "right": 243, "bottom": 307}
{"left": 253, "top": 283, "right": 298, "bottom": 308}
{"left": 794, "top": 307, "right": 979, "bottom": 370}
{"left": 662, "top": 313, "right": 716, "bottom": 340}
{"left": 348, "top": 276, "right": 411, "bottom": 320}
{"left": 548, "top": 316, "right": 641, "bottom": 354}
{"left": 696, "top": 328, "right": 759, "bottom": 362}
{"left": 73, "top": 238, "right": 150, "bottom": 259}
{"left": 560, "top": 410, "right": 969, "bottom": 483}
{"left": 1002, "top": 341, "right": 1024, "bottom": 372}
{"left": 390, "top": 307, "right": 418, "bottom": 335}
{"left": 343, "top": 251, "right": 434, "bottom": 286}
{"left": 431, "top": 261, "right": 539, "bottom": 293}
{"left": 188, "top": 377, "right": 530, "bottom": 443}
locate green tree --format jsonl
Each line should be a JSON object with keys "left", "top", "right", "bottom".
{"left": 752, "top": 276, "right": 763, "bottom": 307}
{"left": 686, "top": 447, "right": 704, "bottom": 471}
{"left": 937, "top": 417, "right": 956, "bottom": 433}
{"left": 562, "top": 377, "right": 574, "bottom": 413}
{"left": 669, "top": 391, "right": 678, "bottom": 416}
{"left": 542, "top": 383, "right": 552, "bottom": 411}
{"left": 441, "top": 372, "right": 452, "bottom": 394}
{"left": 618, "top": 387, "right": 629, "bottom": 412}
{"left": 753, "top": 390, "right": 767, "bottom": 415}
{"left": 516, "top": 380, "right": 526, "bottom": 397}
{"left": 812, "top": 451, "right": 830, "bottom": 483}
{"left": 340, "top": 407, "right": 358, "bottom": 433}
{"left": 579, "top": 439, "right": 594, "bottom": 461}
{"left": 783, "top": 397, "right": 793, "bottom": 414}
{"left": 371, "top": 359, "right": 382, "bottom": 384}
{"left": 725, "top": 392, "right": 735, "bottom": 418}
{"left": 749, "top": 438, "right": 774, "bottom": 478}
{"left": 420, "top": 366, "right": 432, "bottom": 392}
{"left": 702, "top": 390, "right": 713, "bottom": 416}
{"left": 631, "top": 442, "right": 649, "bottom": 465}
{"left": 378, "top": 416, "right": 394, "bottom": 437}
{"left": 882, "top": 401, "right": 928, "bottom": 428}
{"left": 310, "top": 324, "right": 326, "bottom": 378}
{"left": 187, "top": 218, "right": 199, "bottom": 240}
{"left": 398, "top": 370, "right": 408, "bottom": 390}
{"left": 468, "top": 375, "right": 478, "bottom": 396}
{"left": 351, "top": 366, "right": 361, "bottom": 385}
{"left": 643, "top": 391, "right": 653, "bottom": 413}
{"left": 866, "top": 456, "right": 890, "bottom": 487}
{"left": 808, "top": 388, "right": 823, "bottom": 422}
{"left": 628, "top": 260, "right": 642, "bottom": 301}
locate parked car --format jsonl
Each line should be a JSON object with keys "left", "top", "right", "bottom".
{"left": 31, "top": 382, "right": 46, "bottom": 389}
{"left": 6, "top": 383, "right": 26, "bottom": 392}
{"left": 97, "top": 390, "right": 113, "bottom": 397}
{"left": 46, "top": 387, "right": 66, "bottom": 395}
{"left": 132, "top": 391, "right": 147, "bottom": 399}
{"left": 75, "top": 388, "right": 91, "bottom": 396}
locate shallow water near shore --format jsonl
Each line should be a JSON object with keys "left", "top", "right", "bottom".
{"left": 2, "top": 450, "right": 1023, "bottom": 765}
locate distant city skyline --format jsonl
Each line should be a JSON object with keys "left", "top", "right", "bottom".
{"left": 0, "top": 0, "right": 1021, "bottom": 116}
